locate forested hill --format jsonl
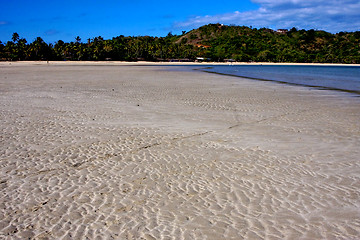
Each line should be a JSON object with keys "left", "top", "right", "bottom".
{"left": 1, "top": 24, "right": 359, "bottom": 63}
{"left": 178, "top": 24, "right": 360, "bottom": 63}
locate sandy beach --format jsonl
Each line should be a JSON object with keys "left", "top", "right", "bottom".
{"left": 1, "top": 62, "right": 359, "bottom": 239}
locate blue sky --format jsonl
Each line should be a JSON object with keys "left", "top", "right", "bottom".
{"left": 1, "top": 0, "right": 359, "bottom": 43}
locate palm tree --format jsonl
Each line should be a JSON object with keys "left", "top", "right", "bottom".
{"left": 17, "top": 38, "right": 27, "bottom": 60}
{"left": 28, "top": 37, "right": 52, "bottom": 60}
{"left": 12, "top": 32, "right": 19, "bottom": 43}
{"left": 75, "top": 36, "right": 81, "bottom": 44}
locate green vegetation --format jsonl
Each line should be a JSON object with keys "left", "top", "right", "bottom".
{"left": 1, "top": 24, "right": 359, "bottom": 63}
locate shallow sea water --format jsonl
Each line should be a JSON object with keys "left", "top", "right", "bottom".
{"left": 197, "top": 65, "right": 360, "bottom": 96}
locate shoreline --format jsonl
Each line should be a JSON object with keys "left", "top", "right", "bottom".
{"left": 1, "top": 60, "right": 359, "bottom": 67}
{"left": 196, "top": 67, "right": 360, "bottom": 97}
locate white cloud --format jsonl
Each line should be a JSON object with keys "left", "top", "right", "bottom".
{"left": 173, "top": 0, "right": 360, "bottom": 32}
{"left": 45, "top": 29, "right": 60, "bottom": 36}
{"left": 0, "top": 21, "right": 10, "bottom": 25}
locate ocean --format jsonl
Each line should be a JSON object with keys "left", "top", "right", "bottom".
{"left": 196, "top": 65, "right": 360, "bottom": 96}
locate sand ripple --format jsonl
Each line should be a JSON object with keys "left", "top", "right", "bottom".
{"left": 1, "top": 63, "right": 359, "bottom": 239}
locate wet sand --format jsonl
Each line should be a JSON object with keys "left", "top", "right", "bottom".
{"left": 1, "top": 62, "right": 359, "bottom": 239}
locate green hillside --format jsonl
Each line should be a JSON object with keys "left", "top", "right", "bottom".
{"left": 179, "top": 24, "right": 360, "bottom": 63}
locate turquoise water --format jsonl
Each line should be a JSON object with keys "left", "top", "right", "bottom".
{"left": 198, "top": 65, "right": 360, "bottom": 96}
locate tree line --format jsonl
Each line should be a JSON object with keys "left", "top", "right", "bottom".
{"left": 1, "top": 24, "right": 359, "bottom": 63}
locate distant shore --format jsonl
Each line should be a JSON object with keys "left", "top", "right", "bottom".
{"left": 1, "top": 60, "right": 359, "bottom": 67}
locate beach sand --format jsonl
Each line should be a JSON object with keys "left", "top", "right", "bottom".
{"left": 1, "top": 62, "right": 359, "bottom": 239}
